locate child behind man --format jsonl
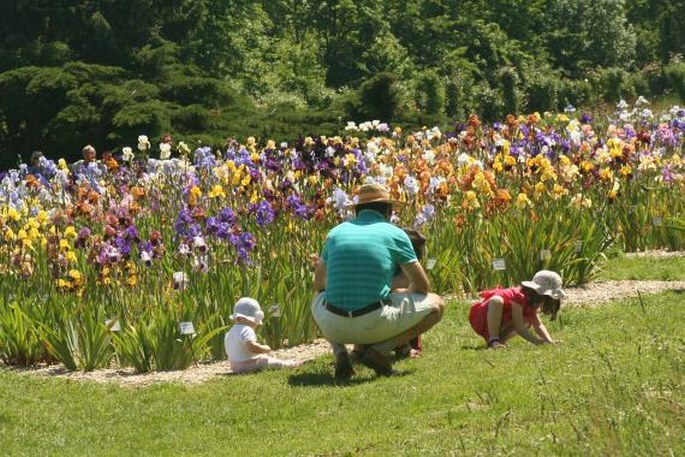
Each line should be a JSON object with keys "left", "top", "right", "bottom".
{"left": 394, "top": 228, "right": 427, "bottom": 357}
{"left": 224, "top": 297, "right": 302, "bottom": 374}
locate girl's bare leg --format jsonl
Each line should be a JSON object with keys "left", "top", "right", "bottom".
{"left": 486, "top": 297, "right": 504, "bottom": 340}
{"left": 499, "top": 324, "right": 516, "bottom": 342}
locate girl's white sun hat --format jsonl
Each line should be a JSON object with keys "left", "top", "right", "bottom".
{"left": 521, "top": 270, "right": 567, "bottom": 299}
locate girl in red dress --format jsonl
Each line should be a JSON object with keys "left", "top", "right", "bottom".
{"left": 469, "top": 270, "right": 566, "bottom": 348}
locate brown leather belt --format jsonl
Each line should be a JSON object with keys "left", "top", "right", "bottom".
{"left": 324, "top": 300, "right": 385, "bottom": 318}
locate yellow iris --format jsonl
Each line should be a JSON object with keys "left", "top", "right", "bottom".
{"left": 552, "top": 184, "right": 568, "bottom": 199}
{"left": 68, "top": 269, "right": 82, "bottom": 281}
{"left": 64, "top": 226, "right": 77, "bottom": 239}
{"left": 619, "top": 165, "right": 633, "bottom": 177}
{"left": 344, "top": 153, "right": 358, "bottom": 169}
{"left": 464, "top": 191, "right": 480, "bottom": 209}
{"left": 515, "top": 193, "right": 530, "bottom": 208}
{"left": 580, "top": 160, "right": 594, "bottom": 172}
{"left": 5, "top": 207, "right": 20, "bottom": 222}
{"left": 208, "top": 184, "right": 226, "bottom": 199}
{"left": 599, "top": 167, "right": 614, "bottom": 182}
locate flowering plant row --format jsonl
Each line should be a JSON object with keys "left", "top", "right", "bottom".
{"left": 0, "top": 99, "right": 683, "bottom": 371}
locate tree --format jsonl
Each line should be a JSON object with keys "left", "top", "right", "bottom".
{"left": 544, "top": 0, "right": 637, "bottom": 77}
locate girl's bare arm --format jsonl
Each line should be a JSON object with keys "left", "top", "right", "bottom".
{"left": 511, "top": 302, "right": 545, "bottom": 345}
{"left": 531, "top": 313, "right": 554, "bottom": 343}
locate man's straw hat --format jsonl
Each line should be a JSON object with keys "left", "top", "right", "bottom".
{"left": 350, "top": 183, "right": 402, "bottom": 207}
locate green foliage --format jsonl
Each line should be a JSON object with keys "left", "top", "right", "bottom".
{"left": 112, "top": 307, "right": 227, "bottom": 373}
{"left": 41, "top": 303, "right": 115, "bottom": 372}
{"left": 664, "top": 61, "right": 685, "bottom": 101}
{"left": 558, "top": 78, "right": 595, "bottom": 108}
{"left": 544, "top": 0, "right": 637, "bottom": 77}
{"left": 0, "top": 300, "right": 47, "bottom": 366}
{"left": 415, "top": 70, "right": 445, "bottom": 116}
{"left": 475, "top": 83, "right": 504, "bottom": 122}
{"left": 592, "top": 67, "right": 639, "bottom": 102}
{"left": 498, "top": 66, "right": 521, "bottom": 115}
{"left": 354, "top": 72, "right": 400, "bottom": 121}
{"left": 524, "top": 64, "right": 562, "bottom": 112}
{"left": 1, "top": 0, "right": 685, "bottom": 166}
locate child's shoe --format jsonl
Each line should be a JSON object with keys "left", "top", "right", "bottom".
{"left": 487, "top": 337, "right": 506, "bottom": 349}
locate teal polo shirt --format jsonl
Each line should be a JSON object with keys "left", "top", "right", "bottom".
{"left": 321, "top": 209, "right": 417, "bottom": 310}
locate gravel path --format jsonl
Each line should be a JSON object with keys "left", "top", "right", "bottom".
{"left": 563, "top": 280, "right": 685, "bottom": 306}
{"left": 6, "top": 274, "right": 685, "bottom": 387}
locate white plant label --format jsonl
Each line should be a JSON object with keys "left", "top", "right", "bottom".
{"left": 574, "top": 241, "right": 583, "bottom": 253}
{"left": 539, "top": 249, "right": 552, "bottom": 261}
{"left": 492, "top": 259, "right": 506, "bottom": 271}
{"left": 105, "top": 318, "right": 121, "bottom": 332}
{"left": 268, "top": 304, "right": 281, "bottom": 317}
{"left": 179, "top": 321, "right": 195, "bottom": 335}
{"left": 652, "top": 217, "right": 662, "bottom": 227}
{"left": 426, "top": 258, "right": 437, "bottom": 270}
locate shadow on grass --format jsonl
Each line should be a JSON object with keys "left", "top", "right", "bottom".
{"left": 287, "top": 367, "right": 413, "bottom": 387}
{"left": 460, "top": 343, "right": 487, "bottom": 351}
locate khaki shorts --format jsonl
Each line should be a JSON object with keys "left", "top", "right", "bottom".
{"left": 311, "top": 291, "right": 439, "bottom": 345}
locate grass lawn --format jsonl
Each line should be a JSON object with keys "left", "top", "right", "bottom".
{"left": 1, "top": 287, "right": 684, "bottom": 456}
{"left": 598, "top": 254, "right": 685, "bottom": 281}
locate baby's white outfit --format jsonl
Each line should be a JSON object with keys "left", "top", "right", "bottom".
{"left": 224, "top": 324, "right": 300, "bottom": 373}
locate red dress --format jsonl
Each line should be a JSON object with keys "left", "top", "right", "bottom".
{"left": 469, "top": 286, "right": 538, "bottom": 340}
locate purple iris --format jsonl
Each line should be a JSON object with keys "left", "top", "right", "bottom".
{"left": 230, "top": 232, "right": 256, "bottom": 263}
{"left": 75, "top": 227, "right": 91, "bottom": 248}
{"left": 249, "top": 200, "right": 275, "bottom": 227}
{"left": 215, "top": 222, "right": 232, "bottom": 240}
{"left": 124, "top": 225, "right": 140, "bottom": 242}
{"left": 193, "top": 146, "right": 216, "bottom": 169}
{"left": 286, "top": 194, "right": 311, "bottom": 220}
{"left": 173, "top": 207, "right": 194, "bottom": 236}
{"left": 114, "top": 236, "right": 132, "bottom": 257}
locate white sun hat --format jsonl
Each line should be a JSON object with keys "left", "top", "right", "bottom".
{"left": 230, "top": 297, "right": 264, "bottom": 325}
{"left": 521, "top": 270, "right": 567, "bottom": 299}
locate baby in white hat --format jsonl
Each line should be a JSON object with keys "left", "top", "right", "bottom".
{"left": 224, "top": 297, "right": 302, "bottom": 374}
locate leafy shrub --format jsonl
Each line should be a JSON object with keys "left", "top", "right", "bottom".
{"left": 593, "top": 67, "right": 637, "bottom": 102}
{"left": 664, "top": 61, "right": 685, "bottom": 100}
{"left": 526, "top": 73, "right": 560, "bottom": 112}
{"left": 172, "top": 105, "right": 211, "bottom": 132}
{"left": 416, "top": 70, "right": 445, "bottom": 115}
{"left": 475, "top": 83, "right": 503, "bottom": 122}
{"left": 355, "top": 72, "right": 400, "bottom": 121}
{"left": 558, "top": 78, "right": 594, "bottom": 108}
{"left": 498, "top": 66, "right": 521, "bottom": 115}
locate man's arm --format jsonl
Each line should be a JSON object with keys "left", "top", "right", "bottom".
{"left": 313, "top": 258, "right": 326, "bottom": 292}
{"left": 399, "top": 261, "right": 430, "bottom": 294}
